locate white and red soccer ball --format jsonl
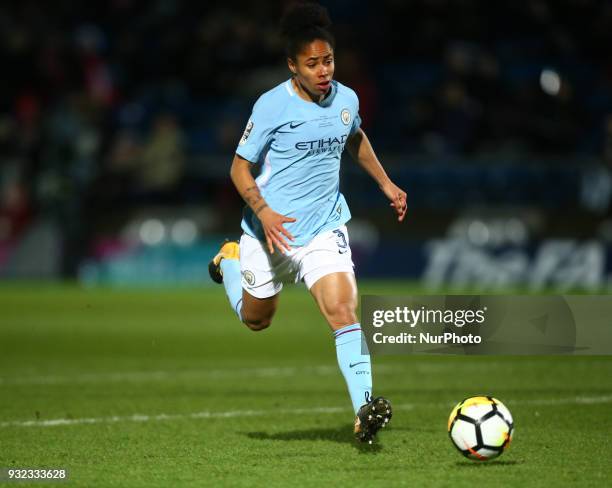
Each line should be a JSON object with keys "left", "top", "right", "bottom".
{"left": 448, "top": 396, "right": 514, "bottom": 461}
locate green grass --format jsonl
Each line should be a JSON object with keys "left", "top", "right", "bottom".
{"left": 0, "top": 283, "right": 611, "bottom": 487}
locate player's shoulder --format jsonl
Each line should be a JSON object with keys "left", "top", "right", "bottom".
{"left": 334, "top": 81, "right": 359, "bottom": 104}
{"left": 252, "top": 80, "right": 293, "bottom": 116}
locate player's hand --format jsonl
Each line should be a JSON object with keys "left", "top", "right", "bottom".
{"left": 381, "top": 181, "right": 407, "bottom": 222}
{"left": 258, "top": 206, "right": 296, "bottom": 254}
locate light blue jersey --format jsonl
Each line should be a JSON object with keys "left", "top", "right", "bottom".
{"left": 235, "top": 78, "right": 361, "bottom": 247}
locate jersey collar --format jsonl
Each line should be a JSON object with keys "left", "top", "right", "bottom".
{"left": 287, "top": 78, "right": 338, "bottom": 108}
{"left": 317, "top": 80, "right": 337, "bottom": 108}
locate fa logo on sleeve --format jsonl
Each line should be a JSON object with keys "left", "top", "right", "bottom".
{"left": 239, "top": 120, "right": 254, "bottom": 146}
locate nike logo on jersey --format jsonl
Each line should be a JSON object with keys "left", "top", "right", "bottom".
{"left": 290, "top": 121, "right": 307, "bottom": 129}
{"left": 349, "top": 361, "right": 368, "bottom": 368}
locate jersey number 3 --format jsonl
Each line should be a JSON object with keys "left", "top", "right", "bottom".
{"left": 333, "top": 229, "right": 348, "bottom": 254}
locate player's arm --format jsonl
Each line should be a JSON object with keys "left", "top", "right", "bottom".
{"left": 230, "top": 154, "right": 295, "bottom": 254}
{"left": 346, "top": 128, "right": 407, "bottom": 222}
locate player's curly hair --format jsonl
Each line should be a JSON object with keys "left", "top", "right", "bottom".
{"left": 280, "top": 1, "right": 335, "bottom": 60}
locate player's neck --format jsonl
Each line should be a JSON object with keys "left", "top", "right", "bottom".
{"left": 292, "top": 77, "right": 326, "bottom": 104}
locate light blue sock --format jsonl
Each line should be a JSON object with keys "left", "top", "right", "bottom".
{"left": 334, "top": 323, "right": 372, "bottom": 413}
{"left": 220, "top": 259, "right": 243, "bottom": 320}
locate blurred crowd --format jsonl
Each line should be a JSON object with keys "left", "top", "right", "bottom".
{"left": 1, "top": 0, "right": 612, "bottom": 273}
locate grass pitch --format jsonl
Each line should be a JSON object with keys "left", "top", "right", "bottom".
{"left": 1, "top": 282, "right": 611, "bottom": 487}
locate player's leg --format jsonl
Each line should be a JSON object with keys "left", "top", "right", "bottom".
{"left": 309, "top": 271, "right": 358, "bottom": 329}
{"left": 309, "top": 271, "right": 371, "bottom": 409}
{"left": 302, "top": 227, "right": 370, "bottom": 412}
{"left": 209, "top": 235, "right": 282, "bottom": 331}
{"left": 302, "top": 226, "right": 391, "bottom": 443}
{"left": 309, "top": 271, "right": 391, "bottom": 443}
{"left": 209, "top": 240, "right": 243, "bottom": 315}
{"left": 240, "top": 290, "right": 279, "bottom": 331}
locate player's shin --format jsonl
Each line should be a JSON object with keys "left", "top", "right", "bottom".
{"left": 220, "top": 259, "right": 243, "bottom": 320}
{"left": 334, "top": 323, "right": 372, "bottom": 413}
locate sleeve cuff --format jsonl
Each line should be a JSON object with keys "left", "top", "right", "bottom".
{"left": 235, "top": 148, "right": 259, "bottom": 164}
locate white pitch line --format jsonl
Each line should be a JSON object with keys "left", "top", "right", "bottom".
{"left": 1, "top": 360, "right": 581, "bottom": 386}
{"left": 1, "top": 395, "right": 611, "bottom": 429}
{"left": 4, "top": 363, "right": 461, "bottom": 386}
{"left": 0, "top": 406, "right": 349, "bottom": 428}
{"left": 5, "top": 364, "right": 457, "bottom": 386}
{"left": 0, "top": 366, "right": 346, "bottom": 386}
{"left": 516, "top": 394, "right": 612, "bottom": 406}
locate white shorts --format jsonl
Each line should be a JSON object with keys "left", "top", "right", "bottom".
{"left": 240, "top": 225, "right": 355, "bottom": 299}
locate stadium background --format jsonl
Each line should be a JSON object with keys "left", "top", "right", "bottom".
{"left": 2, "top": 0, "right": 612, "bottom": 289}
{"left": 2, "top": 2, "right": 612, "bottom": 487}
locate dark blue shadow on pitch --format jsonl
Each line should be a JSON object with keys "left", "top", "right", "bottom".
{"left": 455, "top": 460, "right": 521, "bottom": 468}
{"left": 244, "top": 427, "right": 384, "bottom": 452}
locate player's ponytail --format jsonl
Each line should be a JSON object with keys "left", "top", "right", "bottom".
{"left": 280, "top": 1, "right": 335, "bottom": 60}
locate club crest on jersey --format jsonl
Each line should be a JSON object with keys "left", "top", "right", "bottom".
{"left": 341, "top": 109, "right": 351, "bottom": 126}
{"left": 239, "top": 120, "right": 254, "bottom": 146}
{"left": 242, "top": 270, "right": 256, "bottom": 286}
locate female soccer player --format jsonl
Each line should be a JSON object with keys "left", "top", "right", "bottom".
{"left": 209, "top": 2, "right": 407, "bottom": 444}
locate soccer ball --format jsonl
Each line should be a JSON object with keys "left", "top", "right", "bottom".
{"left": 447, "top": 396, "right": 514, "bottom": 461}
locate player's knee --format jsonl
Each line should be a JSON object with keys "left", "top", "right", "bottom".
{"left": 326, "top": 301, "right": 357, "bottom": 327}
{"left": 242, "top": 315, "right": 272, "bottom": 331}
